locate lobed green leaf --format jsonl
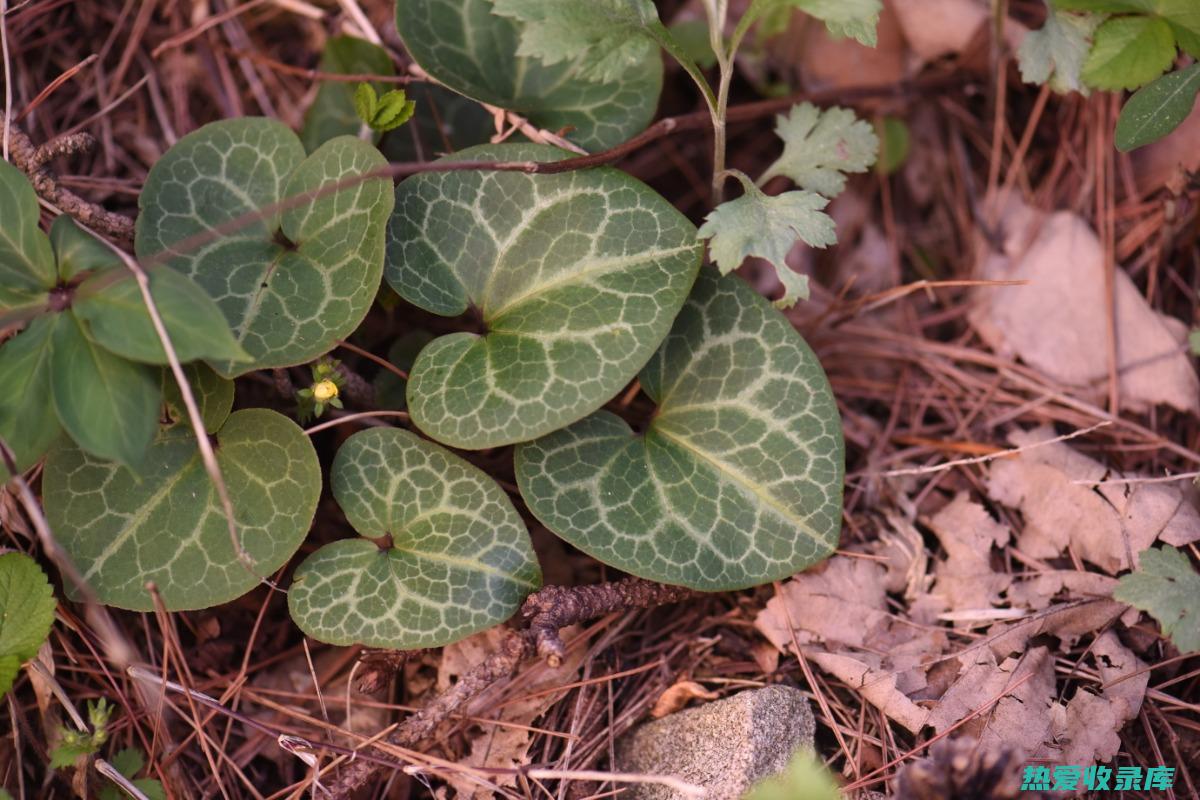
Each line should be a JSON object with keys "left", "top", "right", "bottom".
{"left": 0, "top": 552, "right": 56, "bottom": 697}
{"left": 1114, "top": 546, "right": 1200, "bottom": 653}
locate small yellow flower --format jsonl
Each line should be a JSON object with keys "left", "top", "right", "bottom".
{"left": 313, "top": 379, "right": 339, "bottom": 402}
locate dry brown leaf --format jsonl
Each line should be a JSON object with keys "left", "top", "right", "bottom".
{"left": 971, "top": 205, "right": 1199, "bottom": 412}
{"left": 984, "top": 600, "right": 1126, "bottom": 660}
{"left": 925, "top": 493, "right": 1012, "bottom": 618}
{"left": 809, "top": 651, "right": 930, "bottom": 733}
{"left": 650, "top": 680, "right": 720, "bottom": 718}
{"left": 755, "top": 557, "right": 891, "bottom": 650}
{"left": 987, "top": 427, "right": 1200, "bottom": 573}
{"left": 1006, "top": 571, "right": 1119, "bottom": 612}
{"left": 890, "top": 0, "right": 1025, "bottom": 66}
{"left": 975, "top": 647, "right": 1057, "bottom": 756}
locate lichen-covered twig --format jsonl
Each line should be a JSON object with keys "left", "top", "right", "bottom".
{"left": 0, "top": 111, "right": 135, "bottom": 241}
{"left": 328, "top": 577, "right": 697, "bottom": 798}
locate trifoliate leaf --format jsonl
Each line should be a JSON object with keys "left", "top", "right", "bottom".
{"left": 743, "top": 750, "right": 841, "bottom": 800}
{"left": 1115, "top": 64, "right": 1200, "bottom": 151}
{"left": 760, "top": 102, "right": 878, "bottom": 198}
{"left": 697, "top": 172, "right": 834, "bottom": 308}
{"left": 1114, "top": 546, "right": 1200, "bottom": 653}
{"left": 0, "top": 552, "right": 56, "bottom": 697}
{"left": 780, "top": 0, "right": 882, "bottom": 47}
{"left": 1018, "top": 9, "right": 1101, "bottom": 93}
{"left": 490, "top": 0, "right": 664, "bottom": 84}
{"left": 1081, "top": 14, "right": 1176, "bottom": 90}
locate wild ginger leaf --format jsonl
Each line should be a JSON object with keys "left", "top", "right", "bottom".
{"left": 490, "top": 0, "right": 663, "bottom": 84}
{"left": 135, "top": 119, "right": 393, "bottom": 377}
{"left": 760, "top": 102, "right": 878, "bottom": 197}
{"left": 288, "top": 428, "right": 541, "bottom": 648}
{"left": 385, "top": 143, "right": 701, "bottom": 449}
{"left": 697, "top": 172, "right": 834, "bottom": 308}
{"left": 44, "top": 409, "right": 319, "bottom": 611}
{"left": 1081, "top": 15, "right": 1176, "bottom": 90}
{"left": 0, "top": 552, "right": 56, "bottom": 697}
{"left": 395, "top": 0, "right": 661, "bottom": 151}
{"left": 1114, "top": 546, "right": 1200, "bottom": 653}
{"left": 1018, "top": 9, "right": 1101, "bottom": 93}
{"left": 516, "top": 269, "right": 844, "bottom": 591}
{"left": 1115, "top": 64, "right": 1200, "bottom": 150}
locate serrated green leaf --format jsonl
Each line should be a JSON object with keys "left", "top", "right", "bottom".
{"left": 0, "top": 653, "right": 18, "bottom": 699}
{"left": 490, "top": 0, "right": 663, "bottom": 84}
{"left": 0, "top": 552, "right": 56, "bottom": 694}
{"left": 108, "top": 747, "right": 144, "bottom": 777}
{"left": 353, "top": 82, "right": 377, "bottom": 126}
{"left": 50, "top": 313, "right": 159, "bottom": 467}
{"left": 44, "top": 409, "right": 320, "bottom": 611}
{"left": 73, "top": 267, "right": 249, "bottom": 365}
{"left": 162, "top": 363, "right": 235, "bottom": 434}
{"left": 1114, "top": 546, "right": 1200, "bottom": 653}
{"left": 49, "top": 735, "right": 99, "bottom": 769}
{"left": 0, "top": 159, "right": 55, "bottom": 312}
{"left": 135, "top": 119, "right": 393, "bottom": 377}
{"left": 288, "top": 428, "right": 541, "bottom": 648}
{"left": 1081, "top": 15, "right": 1176, "bottom": 90}
{"left": 698, "top": 174, "right": 834, "bottom": 308}
{"left": 516, "top": 269, "right": 843, "bottom": 591}
{"left": 301, "top": 36, "right": 396, "bottom": 152}
{"left": 760, "top": 102, "right": 878, "bottom": 197}
{"left": 1055, "top": 0, "right": 1200, "bottom": 56}
{"left": 778, "top": 0, "right": 882, "bottom": 46}
{"left": 1115, "top": 64, "right": 1200, "bottom": 150}
{"left": 0, "top": 314, "right": 63, "bottom": 474}
{"left": 395, "top": 0, "right": 662, "bottom": 151}
{"left": 49, "top": 216, "right": 119, "bottom": 281}
{"left": 742, "top": 750, "right": 840, "bottom": 800}
{"left": 386, "top": 142, "right": 701, "bottom": 449}
{"left": 98, "top": 748, "right": 166, "bottom": 800}
{"left": 1018, "top": 9, "right": 1101, "bottom": 93}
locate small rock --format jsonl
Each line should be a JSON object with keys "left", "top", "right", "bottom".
{"left": 615, "top": 685, "right": 816, "bottom": 800}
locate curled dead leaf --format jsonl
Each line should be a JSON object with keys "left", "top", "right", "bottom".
{"left": 650, "top": 680, "right": 720, "bottom": 718}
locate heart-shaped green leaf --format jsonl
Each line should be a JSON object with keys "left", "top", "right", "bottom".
{"left": 288, "top": 427, "right": 541, "bottom": 648}
{"left": 301, "top": 36, "right": 395, "bottom": 152}
{"left": 385, "top": 143, "right": 702, "bottom": 449}
{"left": 0, "top": 160, "right": 55, "bottom": 312}
{"left": 516, "top": 269, "right": 844, "bottom": 591}
{"left": 394, "top": 0, "right": 661, "bottom": 152}
{"left": 44, "top": 409, "right": 320, "bottom": 611}
{"left": 135, "top": 118, "right": 394, "bottom": 377}
{"left": 162, "top": 363, "right": 235, "bottom": 434}
{"left": 73, "top": 267, "right": 249, "bottom": 365}
{"left": 51, "top": 313, "right": 159, "bottom": 468}
{"left": 0, "top": 315, "right": 62, "bottom": 473}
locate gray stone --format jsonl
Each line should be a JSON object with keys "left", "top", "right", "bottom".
{"left": 614, "top": 685, "right": 816, "bottom": 800}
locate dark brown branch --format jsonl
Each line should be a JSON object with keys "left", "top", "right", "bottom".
{"left": 1, "top": 112, "right": 136, "bottom": 241}
{"left": 328, "top": 577, "right": 697, "bottom": 799}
